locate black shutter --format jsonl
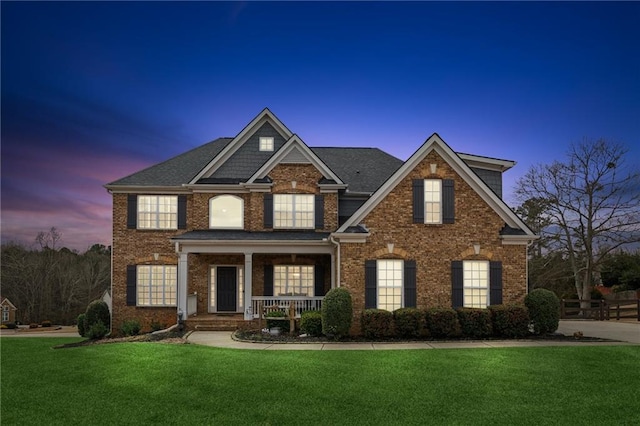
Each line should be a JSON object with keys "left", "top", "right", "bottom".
{"left": 451, "top": 261, "right": 463, "bottom": 309}
{"left": 489, "top": 261, "right": 503, "bottom": 305}
{"left": 126, "top": 265, "right": 137, "bottom": 306}
{"left": 177, "top": 195, "right": 187, "bottom": 229}
{"left": 264, "top": 194, "right": 273, "bottom": 228}
{"left": 404, "top": 260, "right": 417, "bottom": 308}
{"left": 264, "top": 265, "right": 274, "bottom": 296}
{"left": 443, "top": 179, "right": 455, "bottom": 224}
{"left": 412, "top": 180, "right": 424, "bottom": 223}
{"left": 127, "top": 194, "right": 137, "bottom": 229}
{"left": 314, "top": 264, "right": 325, "bottom": 296}
{"left": 315, "top": 195, "right": 324, "bottom": 230}
{"left": 365, "top": 260, "right": 377, "bottom": 309}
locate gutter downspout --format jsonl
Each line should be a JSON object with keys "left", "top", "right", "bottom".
{"left": 329, "top": 235, "right": 341, "bottom": 288}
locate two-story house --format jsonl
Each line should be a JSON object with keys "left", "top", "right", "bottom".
{"left": 105, "top": 108, "right": 536, "bottom": 334}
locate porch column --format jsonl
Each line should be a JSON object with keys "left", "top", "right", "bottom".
{"left": 243, "top": 252, "right": 253, "bottom": 320}
{"left": 331, "top": 253, "right": 336, "bottom": 289}
{"left": 178, "top": 252, "right": 188, "bottom": 323}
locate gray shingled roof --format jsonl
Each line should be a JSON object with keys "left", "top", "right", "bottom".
{"left": 172, "top": 230, "right": 331, "bottom": 241}
{"left": 106, "top": 138, "right": 232, "bottom": 187}
{"left": 311, "top": 147, "right": 403, "bottom": 193}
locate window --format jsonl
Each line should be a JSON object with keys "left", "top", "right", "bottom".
{"left": 137, "top": 265, "right": 177, "bottom": 306}
{"left": 463, "top": 261, "right": 489, "bottom": 308}
{"left": 424, "top": 179, "right": 442, "bottom": 224}
{"left": 274, "top": 265, "right": 314, "bottom": 296}
{"left": 137, "top": 196, "right": 177, "bottom": 229}
{"left": 210, "top": 195, "right": 243, "bottom": 229}
{"left": 274, "top": 194, "right": 314, "bottom": 228}
{"left": 377, "top": 259, "right": 403, "bottom": 311}
{"left": 2, "top": 306, "right": 8, "bottom": 322}
{"left": 259, "top": 136, "right": 274, "bottom": 151}
{"left": 209, "top": 266, "right": 244, "bottom": 312}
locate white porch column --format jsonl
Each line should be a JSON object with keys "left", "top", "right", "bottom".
{"left": 330, "top": 253, "right": 336, "bottom": 289}
{"left": 178, "top": 252, "right": 188, "bottom": 323}
{"left": 243, "top": 252, "right": 253, "bottom": 320}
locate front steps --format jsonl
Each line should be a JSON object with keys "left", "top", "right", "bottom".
{"left": 185, "top": 314, "right": 246, "bottom": 331}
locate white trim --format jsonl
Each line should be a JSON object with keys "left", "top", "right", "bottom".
{"left": 457, "top": 153, "right": 516, "bottom": 172}
{"left": 336, "top": 133, "right": 536, "bottom": 240}
{"left": 190, "top": 108, "right": 293, "bottom": 184}
{"left": 105, "top": 186, "right": 190, "bottom": 194}
{"left": 209, "top": 195, "right": 244, "bottom": 230}
{"left": 330, "top": 232, "right": 370, "bottom": 243}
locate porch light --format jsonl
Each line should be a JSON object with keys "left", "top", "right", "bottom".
{"left": 473, "top": 243, "right": 481, "bottom": 255}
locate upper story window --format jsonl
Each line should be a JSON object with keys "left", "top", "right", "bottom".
{"left": 274, "top": 265, "right": 314, "bottom": 296}
{"left": 137, "top": 265, "right": 177, "bottom": 307}
{"left": 424, "top": 179, "right": 442, "bottom": 224}
{"left": 259, "top": 136, "right": 274, "bottom": 151}
{"left": 274, "top": 194, "right": 314, "bottom": 229}
{"left": 137, "top": 196, "right": 177, "bottom": 229}
{"left": 377, "top": 259, "right": 403, "bottom": 311}
{"left": 209, "top": 195, "right": 243, "bottom": 229}
{"left": 463, "top": 260, "right": 489, "bottom": 308}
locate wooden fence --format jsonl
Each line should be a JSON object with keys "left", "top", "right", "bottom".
{"left": 560, "top": 299, "right": 640, "bottom": 321}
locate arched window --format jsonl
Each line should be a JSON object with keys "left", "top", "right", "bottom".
{"left": 209, "top": 195, "right": 243, "bottom": 229}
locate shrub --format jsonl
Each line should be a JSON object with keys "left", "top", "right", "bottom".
{"left": 456, "top": 308, "right": 493, "bottom": 338}
{"left": 393, "top": 308, "right": 424, "bottom": 338}
{"left": 321, "top": 287, "right": 353, "bottom": 339}
{"left": 265, "top": 310, "right": 289, "bottom": 331}
{"left": 489, "top": 305, "right": 530, "bottom": 338}
{"left": 361, "top": 309, "right": 395, "bottom": 339}
{"left": 77, "top": 313, "right": 86, "bottom": 337}
{"left": 150, "top": 321, "right": 166, "bottom": 332}
{"left": 121, "top": 319, "right": 142, "bottom": 336}
{"left": 300, "top": 310, "right": 323, "bottom": 336}
{"left": 84, "top": 300, "right": 110, "bottom": 339}
{"left": 425, "top": 308, "right": 461, "bottom": 338}
{"left": 29, "top": 323, "right": 39, "bottom": 329}
{"left": 41, "top": 320, "right": 52, "bottom": 328}
{"left": 525, "top": 289, "right": 560, "bottom": 335}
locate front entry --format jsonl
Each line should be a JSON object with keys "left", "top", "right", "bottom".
{"left": 216, "top": 266, "right": 237, "bottom": 312}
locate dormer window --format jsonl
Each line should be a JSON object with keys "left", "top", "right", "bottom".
{"left": 259, "top": 137, "right": 274, "bottom": 151}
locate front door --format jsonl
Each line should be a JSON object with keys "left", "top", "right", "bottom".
{"left": 216, "top": 266, "right": 237, "bottom": 312}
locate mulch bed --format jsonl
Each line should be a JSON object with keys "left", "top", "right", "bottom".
{"left": 53, "top": 330, "right": 189, "bottom": 349}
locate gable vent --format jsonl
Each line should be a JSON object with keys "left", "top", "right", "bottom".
{"left": 281, "top": 146, "right": 310, "bottom": 164}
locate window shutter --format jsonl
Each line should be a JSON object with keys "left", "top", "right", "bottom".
{"left": 126, "top": 265, "right": 137, "bottom": 306}
{"left": 315, "top": 195, "right": 324, "bottom": 230}
{"left": 127, "top": 195, "right": 137, "bottom": 229}
{"left": 177, "top": 195, "right": 187, "bottom": 229}
{"left": 443, "top": 179, "right": 455, "bottom": 224}
{"left": 314, "top": 264, "right": 325, "bottom": 296}
{"left": 451, "top": 261, "right": 463, "bottom": 309}
{"left": 365, "top": 260, "right": 377, "bottom": 309}
{"left": 404, "top": 260, "right": 417, "bottom": 308}
{"left": 264, "top": 264, "right": 273, "bottom": 297}
{"left": 489, "top": 261, "right": 503, "bottom": 305}
{"left": 263, "top": 194, "right": 273, "bottom": 228}
{"left": 412, "top": 180, "right": 424, "bottom": 223}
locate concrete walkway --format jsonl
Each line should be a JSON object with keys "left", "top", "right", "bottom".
{"left": 186, "top": 320, "right": 639, "bottom": 350}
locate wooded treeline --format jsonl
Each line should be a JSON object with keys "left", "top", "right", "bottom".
{"left": 1, "top": 233, "right": 110, "bottom": 325}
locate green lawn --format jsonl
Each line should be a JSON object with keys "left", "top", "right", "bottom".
{"left": 1, "top": 338, "right": 639, "bottom": 425}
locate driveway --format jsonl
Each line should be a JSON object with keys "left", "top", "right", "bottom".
{"left": 557, "top": 320, "right": 640, "bottom": 343}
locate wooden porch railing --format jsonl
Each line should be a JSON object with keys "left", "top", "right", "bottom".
{"left": 251, "top": 296, "right": 323, "bottom": 319}
{"left": 560, "top": 299, "right": 640, "bottom": 321}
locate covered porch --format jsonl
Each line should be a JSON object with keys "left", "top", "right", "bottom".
{"left": 172, "top": 230, "right": 336, "bottom": 323}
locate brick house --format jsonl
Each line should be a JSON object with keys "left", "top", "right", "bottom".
{"left": 105, "top": 108, "right": 536, "bottom": 334}
{"left": 1, "top": 296, "right": 17, "bottom": 324}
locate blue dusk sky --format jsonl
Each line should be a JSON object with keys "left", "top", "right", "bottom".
{"left": 2, "top": 1, "right": 639, "bottom": 251}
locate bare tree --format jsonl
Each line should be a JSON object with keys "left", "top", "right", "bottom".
{"left": 515, "top": 138, "right": 640, "bottom": 311}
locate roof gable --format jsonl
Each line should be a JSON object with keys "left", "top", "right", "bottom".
{"left": 1, "top": 297, "right": 17, "bottom": 310}
{"left": 336, "top": 133, "right": 536, "bottom": 238}
{"left": 190, "top": 108, "right": 293, "bottom": 184}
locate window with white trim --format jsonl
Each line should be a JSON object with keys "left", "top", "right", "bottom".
{"left": 274, "top": 194, "right": 314, "bottom": 229}
{"left": 463, "top": 260, "right": 489, "bottom": 308}
{"left": 2, "top": 306, "right": 9, "bottom": 322}
{"left": 424, "top": 179, "right": 442, "bottom": 224}
{"left": 377, "top": 259, "right": 403, "bottom": 311}
{"left": 137, "top": 265, "right": 177, "bottom": 306}
{"left": 137, "top": 196, "right": 177, "bottom": 229}
{"left": 209, "top": 195, "right": 243, "bottom": 229}
{"left": 259, "top": 136, "right": 274, "bottom": 151}
{"left": 274, "top": 265, "right": 314, "bottom": 296}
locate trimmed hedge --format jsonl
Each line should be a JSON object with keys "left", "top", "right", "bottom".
{"left": 394, "top": 308, "right": 425, "bottom": 338}
{"left": 525, "top": 289, "right": 560, "bottom": 335}
{"left": 361, "top": 309, "right": 394, "bottom": 339}
{"left": 77, "top": 314, "right": 86, "bottom": 337}
{"left": 300, "top": 310, "right": 323, "bottom": 337}
{"left": 489, "top": 305, "right": 530, "bottom": 338}
{"left": 322, "top": 288, "right": 353, "bottom": 339}
{"left": 84, "top": 300, "right": 110, "bottom": 339}
{"left": 457, "top": 308, "right": 493, "bottom": 338}
{"left": 425, "top": 308, "right": 461, "bottom": 338}
{"left": 121, "top": 319, "right": 142, "bottom": 336}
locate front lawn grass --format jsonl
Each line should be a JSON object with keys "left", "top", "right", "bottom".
{"left": 1, "top": 338, "right": 639, "bottom": 425}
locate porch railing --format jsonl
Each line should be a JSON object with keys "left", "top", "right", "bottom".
{"left": 187, "top": 293, "right": 198, "bottom": 317}
{"left": 251, "top": 296, "right": 324, "bottom": 319}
